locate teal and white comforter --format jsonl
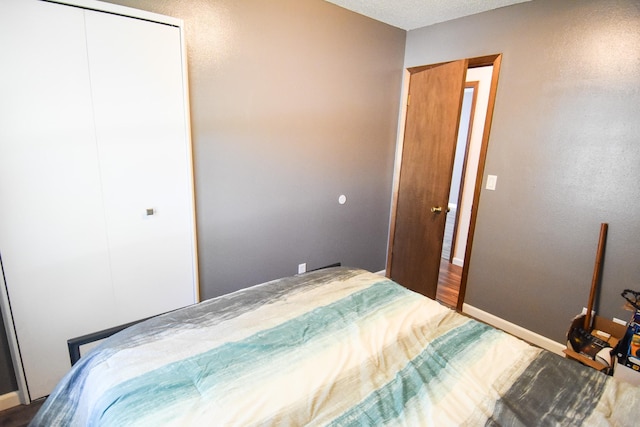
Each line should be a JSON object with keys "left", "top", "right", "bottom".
{"left": 31, "top": 267, "right": 640, "bottom": 426}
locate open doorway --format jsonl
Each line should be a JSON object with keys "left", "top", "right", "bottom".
{"left": 387, "top": 54, "right": 502, "bottom": 311}
{"left": 437, "top": 66, "right": 494, "bottom": 308}
{"left": 441, "top": 83, "right": 477, "bottom": 264}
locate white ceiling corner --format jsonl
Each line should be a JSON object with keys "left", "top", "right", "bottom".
{"left": 324, "top": 0, "right": 531, "bottom": 30}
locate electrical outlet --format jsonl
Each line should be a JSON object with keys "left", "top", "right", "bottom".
{"left": 581, "top": 307, "right": 596, "bottom": 316}
{"left": 298, "top": 263, "right": 307, "bottom": 274}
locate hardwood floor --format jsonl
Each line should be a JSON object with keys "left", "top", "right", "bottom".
{"left": 0, "top": 399, "right": 44, "bottom": 427}
{"left": 436, "top": 258, "right": 462, "bottom": 309}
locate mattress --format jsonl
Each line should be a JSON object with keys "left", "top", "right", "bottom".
{"left": 31, "top": 267, "right": 640, "bottom": 426}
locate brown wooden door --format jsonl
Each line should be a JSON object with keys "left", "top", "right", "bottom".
{"left": 389, "top": 59, "right": 468, "bottom": 299}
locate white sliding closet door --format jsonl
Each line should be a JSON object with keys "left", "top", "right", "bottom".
{"left": 0, "top": 0, "right": 197, "bottom": 401}
{"left": 85, "top": 11, "right": 197, "bottom": 319}
{"left": 0, "top": 0, "right": 115, "bottom": 400}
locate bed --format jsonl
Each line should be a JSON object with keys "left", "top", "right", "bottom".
{"left": 31, "top": 267, "right": 640, "bottom": 426}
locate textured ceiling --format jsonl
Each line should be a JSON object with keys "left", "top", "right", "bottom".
{"left": 324, "top": 0, "right": 531, "bottom": 30}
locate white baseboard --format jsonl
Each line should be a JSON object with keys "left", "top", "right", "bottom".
{"left": 374, "top": 269, "right": 386, "bottom": 276}
{"left": 0, "top": 391, "right": 21, "bottom": 411}
{"left": 462, "top": 303, "right": 565, "bottom": 356}
{"left": 452, "top": 258, "right": 464, "bottom": 267}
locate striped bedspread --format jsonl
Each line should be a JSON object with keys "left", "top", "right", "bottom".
{"left": 31, "top": 267, "right": 639, "bottom": 426}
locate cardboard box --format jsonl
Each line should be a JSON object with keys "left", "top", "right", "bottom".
{"left": 564, "top": 314, "right": 627, "bottom": 373}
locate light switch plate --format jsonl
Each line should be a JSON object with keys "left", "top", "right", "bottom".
{"left": 486, "top": 175, "right": 497, "bottom": 191}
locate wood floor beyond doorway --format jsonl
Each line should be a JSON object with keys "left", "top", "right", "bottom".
{"left": 437, "top": 259, "right": 462, "bottom": 309}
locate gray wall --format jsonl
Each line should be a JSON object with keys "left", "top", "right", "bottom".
{"left": 102, "top": 0, "right": 406, "bottom": 298}
{"left": 405, "top": 0, "right": 640, "bottom": 342}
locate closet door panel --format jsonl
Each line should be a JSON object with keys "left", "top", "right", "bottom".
{"left": 85, "top": 11, "right": 197, "bottom": 319}
{"left": 0, "top": 0, "right": 116, "bottom": 400}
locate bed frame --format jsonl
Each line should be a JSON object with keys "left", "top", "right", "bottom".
{"left": 67, "top": 317, "right": 152, "bottom": 366}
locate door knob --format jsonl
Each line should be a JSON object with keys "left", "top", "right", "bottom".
{"left": 431, "top": 206, "right": 442, "bottom": 213}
